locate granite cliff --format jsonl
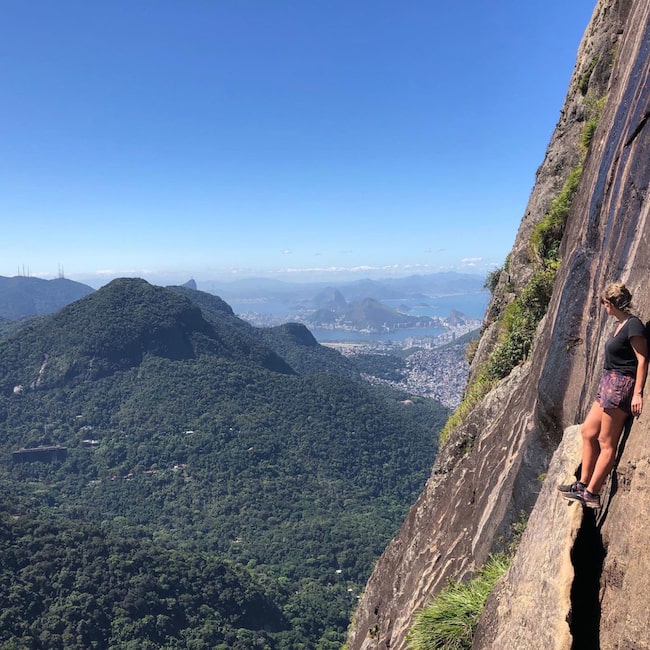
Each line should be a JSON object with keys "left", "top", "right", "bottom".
{"left": 346, "top": 1, "right": 650, "bottom": 648}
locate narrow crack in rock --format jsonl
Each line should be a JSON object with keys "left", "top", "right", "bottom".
{"left": 569, "top": 509, "right": 605, "bottom": 650}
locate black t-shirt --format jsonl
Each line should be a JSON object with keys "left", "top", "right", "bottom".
{"left": 604, "top": 316, "right": 646, "bottom": 376}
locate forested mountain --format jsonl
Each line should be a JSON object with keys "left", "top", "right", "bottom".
{"left": 0, "top": 275, "right": 95, "bottom": 320}
{"left": 0, "top": 278, "right": 448, "bottom": 649}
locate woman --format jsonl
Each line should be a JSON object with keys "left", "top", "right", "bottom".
{"left": 560, "top": 282, "right": 648, "bottom": 508}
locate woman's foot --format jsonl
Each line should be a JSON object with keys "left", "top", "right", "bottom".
{"left": 557, "top": 480, "right": 586, "bottom": 495}
{"left": 563, "top": 488, "right": 601, "bottom": 509}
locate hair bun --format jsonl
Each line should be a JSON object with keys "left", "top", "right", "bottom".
{"left": 604, "top": 281, "right": 633, "bottom": 312}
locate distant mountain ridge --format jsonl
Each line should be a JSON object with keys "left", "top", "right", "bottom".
{"left": 0, "top": 275, "right": 95, "bottom": 320}
{"left": 0, "top": 272, "right": 486, "bottom": 328}
{"left": 210, "top": 272, "right": 487, "bottom": 331}
{"left": 203, "top": 271, "right": 486, "bottom": 302}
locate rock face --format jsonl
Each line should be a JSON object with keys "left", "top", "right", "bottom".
{"left": 472, "top": 426, "right": 584, "bottom": 650}
{"left": 346, "top": 1, "right": 650, "bottom": 648}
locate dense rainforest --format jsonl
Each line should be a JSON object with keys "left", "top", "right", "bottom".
{"left": 0, "top": 278, "right": 448, "bottom": 649}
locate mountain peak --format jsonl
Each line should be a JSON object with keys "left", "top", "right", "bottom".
{"left": 0, "top": 278, "right": 292, "bottom": 390}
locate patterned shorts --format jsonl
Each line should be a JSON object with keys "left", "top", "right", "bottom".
{"left": 596, "top": 370, "right": 636, "bottom": 413}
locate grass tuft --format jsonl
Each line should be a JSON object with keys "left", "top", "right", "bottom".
{"left": 406, "top": 553, "right": 510, "bottom": 650}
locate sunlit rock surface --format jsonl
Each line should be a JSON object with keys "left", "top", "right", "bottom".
{"left": 347, "top": 0, "right": 650, "bottom": 647}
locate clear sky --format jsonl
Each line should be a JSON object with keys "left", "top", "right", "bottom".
{"left": 1, "top": 1, "right": 596, "bottom": 287}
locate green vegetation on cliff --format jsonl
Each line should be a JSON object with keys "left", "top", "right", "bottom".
{"left": 406, "top": 515, "right": 525, "bottom": 649}
{"left": 406, "top": 553, "right": 510, "bottom": 650}
{"left": 440, "top": 92, "right": 605, "bottom": 445}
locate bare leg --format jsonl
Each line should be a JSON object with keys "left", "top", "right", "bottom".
{"left": 579, "top": 401, "right": 603, "bottom": 486}
{"left": 587, "top": 406, "right": 628, "bottom": 495}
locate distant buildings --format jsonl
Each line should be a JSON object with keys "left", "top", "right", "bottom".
{"left": 12, "top": 445, "right": 68, "bottom": 463}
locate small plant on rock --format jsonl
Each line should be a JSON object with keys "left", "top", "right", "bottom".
{"left": 406, "top": 553, "right": 510, "bottom": 650}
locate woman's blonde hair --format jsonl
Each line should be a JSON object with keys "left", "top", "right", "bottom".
{"left": 603, "top": 281, "right": 633, "bottom": 313}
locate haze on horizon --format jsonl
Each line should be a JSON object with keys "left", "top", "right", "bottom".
{"left": 1, "top": 1, "right": 595, "bottom": 288}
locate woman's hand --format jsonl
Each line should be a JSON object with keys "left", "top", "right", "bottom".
{"left": 631, "top": 335, "right": 647, "bottom": 417}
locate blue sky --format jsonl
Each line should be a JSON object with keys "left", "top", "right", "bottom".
{"left": 1, "top": 1, "right": 595, "bottom": 287}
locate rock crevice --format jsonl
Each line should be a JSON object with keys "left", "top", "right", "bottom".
{"left": 569, "top": 510, "right": 604, "bottom": 650}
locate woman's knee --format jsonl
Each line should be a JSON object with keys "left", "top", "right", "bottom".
{"left": 580, "top": 402, "right": 602, "bottom": 440}
{"left": 599, "top": 408, "right": 628, "bottom": 444}
{"left": 581, "top": 421, "right": 599, "bottom": 441}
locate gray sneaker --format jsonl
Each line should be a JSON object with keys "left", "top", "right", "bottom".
{"left": 581, "top": 490, "right": 601, "bottom": 509}
{"left": 563, "top": 489, "right": 601, "bottom": 509}
{"left": 558, "top": 480, "right": 586, "bottom": 496}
